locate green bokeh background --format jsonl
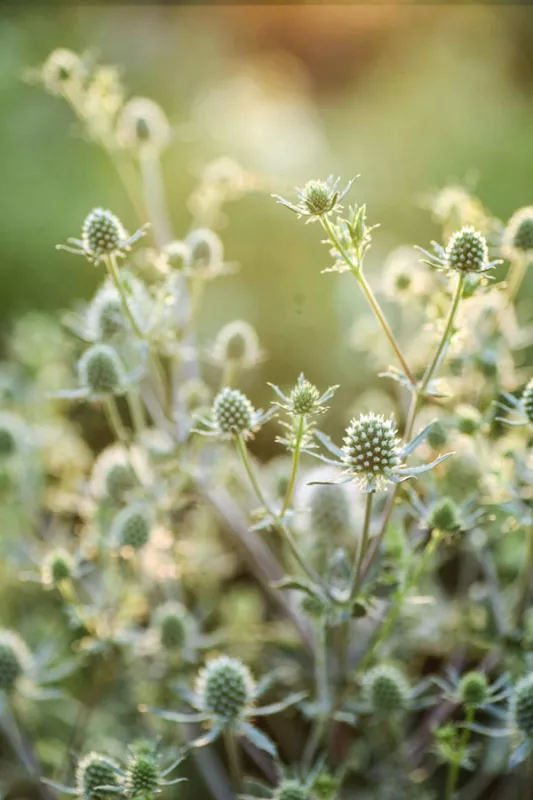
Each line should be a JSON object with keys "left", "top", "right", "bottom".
{"left": 2, "top": 4, "right": 533, "bottom": 429}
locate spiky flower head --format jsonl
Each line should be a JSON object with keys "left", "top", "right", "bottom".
{"left": 195, "top": 655, "right": 255, "bottom": 723}
{"left": 428, "top": 497, "right": 461, "bottom": 534}
{"left": 289, "top": 378, "right": 321, "bottom": 416}
{"left": 42, "top": 548, "right": 73, "bottom": 586}
{"left": 185, "top": 229, "right": 223, "bottom": 272}
{"left": 41, "top": 48, "right": 86, "bottom": 95}
{"left": 87, "top": 289, "right": 124, "bottom": 341}
{"left": 0, "top": 630, "right": 31, "bottom": 693}
{"left": 426, "top": 420, "right": 448, "bottom": 450}
{"left": 274, "top": 176, "right": 354, "bottom": 222}
{"left": 91, "top": 446, "right": 138, "bottom": 502}
{"left": 503, "top": 207, "right": 533, "bottom": 260}
{"left": 512, "top": 673, "right": 533, "bottom": 737}
{"left": 212, "top": 388, "right": 255, "bottom": 435}
{"left": 117, "top": 97, "right": 170, "bottom": 154}
{"left": 78, "top": 344, "right": 125, "bottom": 395}
{"left": 126, "top": 750, "right": 160, "bottom": 798}
{"left": 309, "top": 483, "right": 352, "bottom": 539}
{"left": 342, "top": 412, "right": 401, "bottom": 492}
{"left": 363, "top": 664, "right": 410, "bottom": 716}
{"left": 112, "top": 504, "right": 152, "bottom": 551}
{"left": 211, "top": 320, "right": 261, "bottom": 369}
{"left": 457, "top": 671, "right": 489, "bottom": 709}
{"left": 446, "top": 226, "right": 489, "bottom": 274}
{"left": 456, "top": 404, "right": 481, "bottom": 436}
{"left": 153, "top": 602, "right": 189, "bottom": 651}
{"left": 83, "top": 209, "right": 127, "bottom": 259}
{"left": 275, "top": 780, "right": 309, "bottom": 800}
{"left": 522, "top": 380, "right": 533, "bottom": 424}
{"left": 76, "top": 753, "right": 123, "bottom": 800}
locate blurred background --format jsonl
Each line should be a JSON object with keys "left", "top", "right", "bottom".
{"left": 2, "top": 3, "right": 533, "bottom": 435}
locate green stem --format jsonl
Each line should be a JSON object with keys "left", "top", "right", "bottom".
{"left": 302, "top": 618, "right": 330, "bottom": 772}
{"left": 352, "top": 491, "right": 374, "bottom": 595}
{"left": 105, "top": 253, "right": 145, "bottom": 339}
{"left": 223, "top": 729, "right": 244, "bottom": 794}
{"left": 280, "top": 414, "right": 305, "bottom": 518}
{"left": 321, "top": 216, "right": 415, "bottom": 387}
{"left": 445, "top": 706, "right": 475, "bottom": 800}
{"left": 515, "top": 524, "right": 533, "bottom": 629}
{"left": 506, "top": 256, "right": 527, "bottom": 305}
{"left": 360, "top": 531, "right": 441, "bottom": 670}
{"left": 126, "top": 389, "right": 146, "bottom": 439}
{"left": 104, "top": 396, "right": 128, "bottom": 443}
{"left": 234, "top": 433, "right": 326, "bottom": 592}
{"left": 419, "top": 272, "right": 465, "bottom": 396}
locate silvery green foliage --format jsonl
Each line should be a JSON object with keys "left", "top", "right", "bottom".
{"left": 6, "top": 46, "right": 533, "bottom": 800}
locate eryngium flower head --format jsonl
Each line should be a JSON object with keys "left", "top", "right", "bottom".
{"left": 0, "top": 630, "right": 31, "bottom": 693}
{"left": 42, "top": 549, "right": 73, "bottom": 586}
{"left": 195, "top": 655, "right": 255, "bottom": 722}
{"left": 126, "top": 751, "right": 160, "bottom": 798}
{"left": 522, "top": 379, "right": 533, "bottom": 424}
{"left": 503, "top": 207, "right": 533, "bottom": 260}
{"left": 458, "top": 671, "right": 489, "bottom": 709}
{"left": 309, "top": 483, "right": 352, "bottom": 538}
{"left": 428, "top": 498, "right": 461, "bottom": 534}
{"left": 112, "top": 505, "right": 152, "bottom": 551}
{"left": 363, "top": 664, "right": 409, "bottom": 715}
{"left": 342, "top": 413, "right": 401, "bottom": 491}
{"left": 512, "top": 673, "right": 533, "bottom": 737}
{"left": 117, "top": 97, "right": 170, "bottom": 154}
{"left": 153, "top": 602, "right": 189, "bottom": 650}
{"left": 78, "top": 344, "right": 125, "bottom": 395}
{"left": 275, "top": 780, "right": 309, "bottom": 800}
{"left": 212, "top": 388, "right": 255, "bottom": 435}
{"left": 41, "top": 48, "right": 86, "bottom": 95}
{"left": 290, "top": 379, "right": 321, "bottom": 415}
{"left": 83, "top": 209, "right": 127, "bottom": 258}
{"left": 273, "top": 176, "right": 355, "bottom": 222}
{"left": 91, "top": 445, "right": 139, "bottom": 502}
{"left": 87, "top": 290, "right": 124, "bottom": 341}
{"left": 210, "top": 320, "right": 261, "bottom": 369}
{"left": 446, "top": 226, "right": 489, "bottom": 274}
{"left": 184, "top": 229, "right": 223, "bottom": 272}
{"left": 76, "top": 753, "right": 123, "bottom": 800}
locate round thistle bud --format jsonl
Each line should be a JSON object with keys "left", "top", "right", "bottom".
{"left": 105, "top": 463, "right": 137, "bottom": 501}
{"left": 427, "top": 420, "right": 448, "bottom": 450}
{"left": 78, "top": 344, "right": 125, "bottom": 395}
{"left": 456, "top": 405, "right": 482, "bottom": 436}
{"left": 342, "top": 413, "right": 400, "bottom": 491}
{"left": 126, "top": 751, "right": 160, "bottom": 798}
{"left": 42, "top": 548, "right": 73, "bottom": 586}
{"left": 512, "top": 673, "right": 533, "bottom": 737}
{"left": 42, "top": 49, "right": 85, "bottom": 95}
{"left": 117, "top": 97, "right": 170, "bottom": 154}
{"left": 363, "top": 664, "right": 410, "bottom": 715}
{"left": 428, "top": 498, "right": 461, "bottom": 534}
{"left": 76, "top": 753, "right": 123, "bottom": 800}
{"left": 457, "top": 671, "right": 489, "bottom": 708}
{"left": 290, "top": 379, "right": 320, "bottom": 415}
{"left": 211, "top": 320, "right": 261, "bottom": 368}
{"left": 153, "top": 602, "right": 189, "bottom": 650}
{"left": 0, "top": 630, "right": 31, "bottom": 693}
{"left": 275, "top": 780, "right": 309, "bottom": 800}
{"left": 195, "top": 655, "right": 255, "bottom": 722}
{"left": 522, "top": 380, "right": 533, "bottom": 424}
{"left": 82, "top": 209, "right": 127, "bottom": 259}
{"left": 212, "top": 388, "right": 255, "bottom": 435}
{"left": 91, "top": 446, "right": 138, "bottom": 502}
{"left": 112, "top": 505, "right": 151, "bottom": 551}
{"left": 185, "top": 229, "right": 223, "bottom": 271}
{"left": 302, "top": 180, "right": 333, "bottom": 216}
{"left": 87, "top": 291, "right": 124, "bottom": 341}
{"left": 504, "top": 207, "right": 533, "bottom": 259}
{"left": 308, "top": 483, "right": 352, "bottom": 538}
{"left": 445, "top": 226, "right": 488, "bottom": 274}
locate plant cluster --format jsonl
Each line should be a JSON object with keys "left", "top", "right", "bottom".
{"left": 3, "top": 47, "right": 533, "bottom": 800}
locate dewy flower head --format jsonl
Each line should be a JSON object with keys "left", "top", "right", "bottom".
{"left": 503, "top": 207, "right": 533, "bottom": 260}
{"left": 57, "top": 208, "right": 149, "bottom": 265}
{"left": 417, "top": 226, "right": 500, "bottom": 276}
{"left": 273, "top": 176, "right": 355, "bottom": 222}
{"left": 75, "top": 753, "right": 123, "bottom": 800}
{"left": 311, "top": 414, "right": 452, "bottom": 493}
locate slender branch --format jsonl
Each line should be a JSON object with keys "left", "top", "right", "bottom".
{"left": 446, "top": 705, "right": 476, "bottom": 800}
{"left": 223, "top": 729, "right": 244, "bottom": 794}
{"left": 280, "top": 414, "right": 305, "bottom": 518}
{"left": 352, "top": 491, "right": 374, "bottom": 595}
{"left": 104, "top": 253, "right": 144, "bottom": 339}
{"left": 104, "top": 396, "right": 128, "bottom": 443}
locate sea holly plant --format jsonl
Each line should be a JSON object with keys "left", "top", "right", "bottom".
{"left": 3, "top": 44, "right": 533, "bottom": 800}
